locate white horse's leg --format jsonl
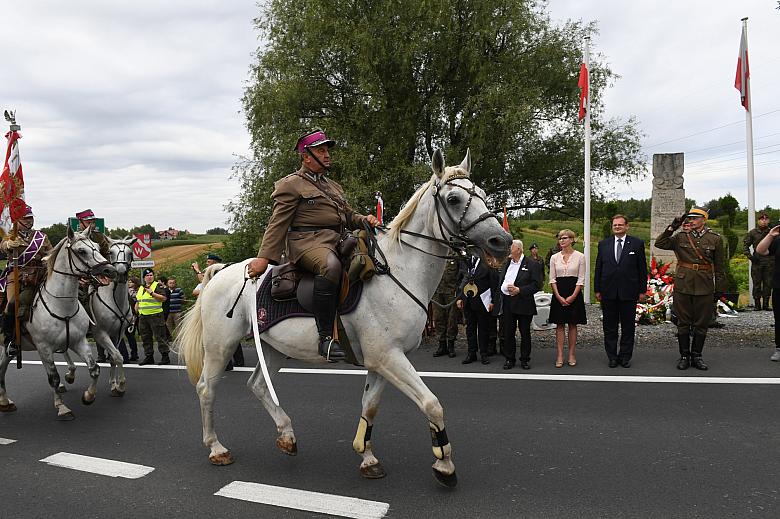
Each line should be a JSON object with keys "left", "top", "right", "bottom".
{"left": 69, "top": 339, "right": 100, "bottom": 406}
{"left": 94, "top": 328, "right": 126, "bottom": 396}
{"left": 245, "top": 347, "right": 296, "bottom": 455}
{"left": 37, "top": 347, "right": 75, "bottom": 420}
{"left": 374, "top": 349, "right": 457, "bottom": 487}
{"left": 0, "top": 348, "right": 17, "bottom": 412}
{"left": 62, "top": 350, "right": 77, "bottom": 386}
{"left": 197, "top": 340, "right": 236, "bottom": 465}
{"left": 353, "top": 371, "right": 388, "bottom": 479}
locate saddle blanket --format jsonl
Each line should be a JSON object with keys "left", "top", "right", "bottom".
{"left": 256, "top": 273, "right": 363, "bottom": 333}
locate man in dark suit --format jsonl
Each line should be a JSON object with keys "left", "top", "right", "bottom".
{"left": 499, "top": 240, "right": 543, "bottom": 370}
{"left": 594, "top": 214, "right": 648, "bottom": 368}
{"left": 457, "top": 253, "right": 499, "bottom": 365}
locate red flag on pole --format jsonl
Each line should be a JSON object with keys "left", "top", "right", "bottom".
{"left": 577, "top": 63, "right": 588, "bottom": 121}
{"left": 375, "top": 191, "right": 384, "bottom": 225}
{"left": 734, "top": 25, "right": 750, "bottom": 110}
{"left": 0, "top": 120, "right": 26, "bottom": 237}
{"left": 502, "top": 205, "right": 509, "bottom": 232}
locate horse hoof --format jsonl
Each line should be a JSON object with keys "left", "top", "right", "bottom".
{"left": 0, "top": 403, "right": 17, "bottom": 413}
{"left": 65, "top": 374, "right": 75, "bottom": 384}
{"left": 56, "top": 384, "right": 67, "bottom": 394}
{"left": 209, "top": 451, "right": 235, "bottom": 466}
{"left": 57, "top": 411, "right": 75, "bottom": 421}
{"left": 81, "top": 395, "right": 95, "bottom": 406}
{"left": 360, "top": 463, "right": 387, "bottom": 479}
{"left": 110, "top": 389, "right": 125, "bottom": 398}
{"left": 276, "top": 437, "right": 297, "bottom": 456}
{"left": 432, "top": 468, "right": 457, "bottom": 488}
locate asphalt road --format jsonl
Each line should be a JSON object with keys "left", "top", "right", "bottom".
{"left": 1, "top": 345, "right": 779, "bottom": 519}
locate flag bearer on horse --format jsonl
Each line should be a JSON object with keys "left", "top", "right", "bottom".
{"left": 246, "top": 129, "right": 380, "bottom": 361}
{"left": 0, "top": 204, "right": 53, "bottom": 356}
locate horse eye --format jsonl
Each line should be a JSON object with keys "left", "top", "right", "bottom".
{"left": 446, "top": 195, "right": 460, "bottom": 205}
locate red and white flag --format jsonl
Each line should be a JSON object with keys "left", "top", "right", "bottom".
{"left": 502, "top": 205, "right": 509, "bottom": 232}
{"left": 0, "top": 128, "right": 26, "bottom": 237}
{"left": 577, "top": 62, "right": 588, "bottom": 121}
{"left": 734, "top": 26, "right": 750, "bottom": 111}
{"left": 375, "top": 191, "right": 384, "bottom": 225}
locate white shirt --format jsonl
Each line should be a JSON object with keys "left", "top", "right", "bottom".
{"left": 501, "top": 255, "right": 524, "bottom": 295}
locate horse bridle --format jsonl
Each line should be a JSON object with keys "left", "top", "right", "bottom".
{"left": 51, "top": 235, "right": 113, "bottom": 284}
{"left": 92, "top": 241, "right": 135, "bottom": 333}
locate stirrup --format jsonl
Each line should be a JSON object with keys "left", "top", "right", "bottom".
{"left": 318, "top": 336, "right": 346, "bottom": 362}
{"left": 5, "top": 341, "right": 17, "bottom": 358}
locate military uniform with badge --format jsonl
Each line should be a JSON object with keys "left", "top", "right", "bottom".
{"left": 432, "top": 258, "right": 463, "bottom": 358}
{"left": 743, "top": 212, "right": 774, "bottom": 310}
{"left": 655, "top": 207, "right": 726, "bottom": 370}
{"left": 0, "top": 204, "right": 53, "bottom": 356}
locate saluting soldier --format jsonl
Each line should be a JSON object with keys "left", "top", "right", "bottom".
{"left": 743, "top": 212, "right": 774, "bottom": 310}
{"left": 432, "top": 258, "right": 462, "bottom": 358}
{"left": 246, "top": 129, "right": 380, "bottom": 361}
{"left": 75, "top": 209, "right": 110, "bottom": 258}
{"left": 0, "top": 204, "right": 53, "bottom": 356}
{"left": 655, "top": 207, "right": 726, "bottom": 371}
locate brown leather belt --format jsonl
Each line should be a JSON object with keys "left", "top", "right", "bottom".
{"left": 677, "top": 261, "right": 712, "bottom": 271}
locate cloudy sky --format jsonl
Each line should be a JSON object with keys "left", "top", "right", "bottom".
{"left": 2, "top": 1, "right": 778, "bottom": 233}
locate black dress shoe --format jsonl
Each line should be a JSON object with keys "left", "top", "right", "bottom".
{"left": 520, "top": 361, "right": 530, "bottom": 370}
{"left": 608, "top": 359, "right": 619, "bottom": 368}
{"left": 462, "top": 354, "right": 477, "bottom": 365}
{"left": 677, "top": 356, "right": 690, "bottom": 370}
{"left": 481, "top": 357, "right": 490, "bottom": 365}
{"left": 620, "top": 359, "right": 631, "bottom": 368}
{"left": 691, "top": 356, "right": 708, "bottom": 370}
{"left": 502, "top": 360, "right": 515, "bottom": 370}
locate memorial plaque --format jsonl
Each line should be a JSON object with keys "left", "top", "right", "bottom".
{"left": 650, "top": 153, "right": 686, "bottom": 268}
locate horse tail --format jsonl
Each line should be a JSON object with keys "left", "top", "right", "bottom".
{"left": 173, "top": 295, "right": 205, "bottom": 385}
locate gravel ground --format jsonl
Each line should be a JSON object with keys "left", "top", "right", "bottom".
{"left": 421, "top": 305, "right": 777, "bottom": 353}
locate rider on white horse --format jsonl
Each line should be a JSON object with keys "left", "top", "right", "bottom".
{"left": 0, "top": 204, "right": 53, "bottom": 357}
{"left": 75, "top": 209, "right": 111, "bottom": 361}
{"left": 246, "top": 129, "right": 380, "bottom": 361}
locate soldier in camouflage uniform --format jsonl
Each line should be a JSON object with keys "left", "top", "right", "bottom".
{"left": 432, "top": 258, "right": 462, "bottom": 358}
{"left": 655, "top": 207, "right": 726, "bottom": 371}
{"left": 743, "top": 212, "right": 774, "bottom": 310}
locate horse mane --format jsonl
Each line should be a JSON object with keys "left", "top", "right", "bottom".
{"left": 44, "top": 236, "right": 68, "bottom": 280}
{"left": 387, "top": 166, "right": 469, "bottom": 244}
{"left": 202, "top": 263, "right": 226, "bottom": 287}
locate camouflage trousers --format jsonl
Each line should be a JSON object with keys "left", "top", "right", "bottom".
{"left": 750, "top": 260, "right": 774, "bottom": 300}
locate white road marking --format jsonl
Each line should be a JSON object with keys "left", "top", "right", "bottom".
{"left": 279, "top": 368, "right": 780, "bottom": 385}
{"left": 40, "top": 452, "right": 154, "bottom": 479}
{"left": 20, "top": 360, "right": 255, "bottom": 371}
{"left": 0, "top": 437, "right": 17, "bottom": 445}
{"left": 215, "top": 481, "right": 389, "bottom": 519}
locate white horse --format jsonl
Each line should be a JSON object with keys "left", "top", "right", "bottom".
{"left": 62, "top": 236, "right": 136, "bottom": 397}
{"left": 0, "top": 227, "right": 116, "bottom": 420}
{"left": 174, "top": 149, "right": 511, "bottom": 486}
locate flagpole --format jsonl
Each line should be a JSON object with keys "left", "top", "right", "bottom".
{"left": 742, "top": 17, "right": 756, "bottom": 300}
{"left": 583, "top": 36, "right": 592, "bottom": 304}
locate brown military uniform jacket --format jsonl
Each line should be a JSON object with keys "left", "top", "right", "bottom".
{"left": 258, "top": 167, "right": 369, "bottom": 264}
{"left": 91, "top": 230, "right": 111, "bottom": 259}
{"left": 655, "top": 226, "right": 726, "bottom": 296}
{"left": 0, "top": 230, "right": 54, "bottom": 290}
{"left": 743, "top": 227, "right": 774, "bottom": 265}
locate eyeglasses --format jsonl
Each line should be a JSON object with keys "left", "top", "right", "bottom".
{"left": 558, "top": 236, "right": 571, "bottom": 241}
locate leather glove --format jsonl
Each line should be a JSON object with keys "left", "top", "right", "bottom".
{"left": 4, "top": 238, "right": 22, "bottom": 248}
{"left": 669, "top": 215, "right": 685, "bottom": 231}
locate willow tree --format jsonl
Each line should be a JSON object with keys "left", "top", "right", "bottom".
{"left": 224, "top": 0, "right": 643, "bottom": 259}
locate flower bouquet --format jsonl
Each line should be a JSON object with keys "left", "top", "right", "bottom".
{"left": 636, "top": 257, "right": 674, "bottom": 325}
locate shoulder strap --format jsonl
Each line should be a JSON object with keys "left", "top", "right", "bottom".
{"left": 684, "top": 233, "right": 711, "bottom": 264}
{"left": 296, "top": 172, "right": 347, "bottom": 211}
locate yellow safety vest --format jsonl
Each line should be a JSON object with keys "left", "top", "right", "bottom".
{"left": 137, "top": 281, "right": 163, "bottom": 316}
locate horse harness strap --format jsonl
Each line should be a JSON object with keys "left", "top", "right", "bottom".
{"left": 35, "top": 284, "right": 81, "bottom": 352}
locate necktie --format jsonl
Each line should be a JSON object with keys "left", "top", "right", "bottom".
{"left": 616, "top": 238, "right": 623, "bottom": 262}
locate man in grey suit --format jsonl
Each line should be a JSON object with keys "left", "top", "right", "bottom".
{"left": 594, "top": 215, "right": 648, "bottom": 368}
{"left": 499, "top": 240, "right": 543, "bottom": 370}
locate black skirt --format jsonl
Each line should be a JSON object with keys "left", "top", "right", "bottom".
{"left": 549, "top": 276, "right": 587, "bottom": 325}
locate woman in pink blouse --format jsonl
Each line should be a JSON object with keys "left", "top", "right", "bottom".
{"left": 549, "top": 229, "right": 587, "bottom": 367}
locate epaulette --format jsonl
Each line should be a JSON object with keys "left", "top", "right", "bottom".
{"left": 706, "top": 229, "right": 720, "bottom": 236}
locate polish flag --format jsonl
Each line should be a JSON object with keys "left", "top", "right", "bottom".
{"left": 734, "top": 26, "right": 750, "bottom": 111}
{"left": 577, "top": 63, "right": 588, "bottom": 121}
{"left": 375, "top": 192, "right": 384, "bottom": 225}
{"left": 502, "top": 205, "right": 509, "bottom": 232}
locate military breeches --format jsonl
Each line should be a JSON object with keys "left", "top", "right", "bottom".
{"left": 138, "top": 312, "right": 170, "bottom": 356}
{"left": 750, "top": 260, "right": 774, "bottom": 299}
{"left": 673, "top": 292, "right": 712, "bottom": 337}
{"left": 296, "top": 248, "right": 342, "bottom": 285}
{"left": 432, "top": 290, "right": 459, "bottom": 341}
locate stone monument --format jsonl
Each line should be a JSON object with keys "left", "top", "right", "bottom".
{"left": 650, "top": 153, "right": 686, "bottom": 267}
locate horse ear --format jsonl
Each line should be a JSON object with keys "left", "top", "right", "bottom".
{"left": 67, "top": 225, "right": 74, "bottom": 240}
{"left": 458, "top": 148, "right": 471, "bottom": 175}
{"left": 431, "top": 149, "right": 445, "bottom": 179}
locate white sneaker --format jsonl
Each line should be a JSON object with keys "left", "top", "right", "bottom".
{"left": 770, "top": 349, "right": 780, "bottom": 362}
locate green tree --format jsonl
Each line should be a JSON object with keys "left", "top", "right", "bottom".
{"left": 130, "top": 224, "right": 157, "bottom": 239}
{"left": 40, "top": 222, "right": 68, "bottom": 245}
{"left": 206, "top": 227, "right": 228, "bottom": 235}
{"left": 227, "top": 0, "right": 645, "bottom": 258}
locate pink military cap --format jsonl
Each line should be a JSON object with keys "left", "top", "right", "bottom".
{"left": 76, "top": 209, "right": 96, "bottom": 220}
{"left": 294, "top": 129, "right": 336, "bottom": 153}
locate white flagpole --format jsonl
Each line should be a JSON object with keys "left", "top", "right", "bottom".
{"left": 583, "top": 37, "right": 592, "bottom": 304}
{"left": 742, "top": 18, "right": 756, "bottom": 300}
